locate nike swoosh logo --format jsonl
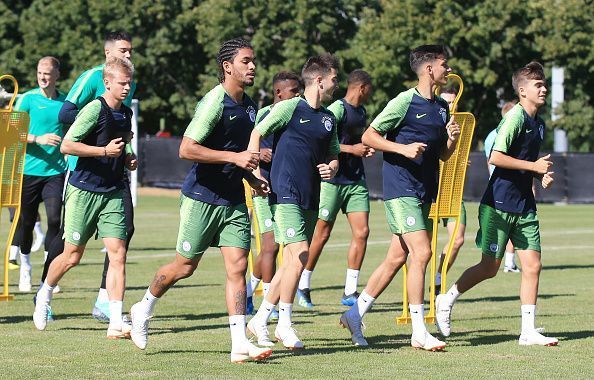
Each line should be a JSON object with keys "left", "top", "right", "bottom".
{"left": 229, "top": 115, "right": 237, "bottom": 121}
{"left": 526, "top": 129, "right": 532, "bottom": 133}
{"left": 38, "top": 106, "right": 47, "bottom": 109}
{"left": 299, "top": 118, "right": 310, "bottom": 124}
{"left": 416, "top": 113, "right": 426, "bottom": 119}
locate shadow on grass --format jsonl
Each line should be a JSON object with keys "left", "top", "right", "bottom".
{"left": 0, "top": 313, "right": 87, "bottom": 324}
{"left": 124, "top": 283, "right": 220, "bottom": 291}
{"left": 456, "top": 293, "right": 574, "bottom": 303}
{"left": 555, "top": 330, "right": 594, "bottom": 341}
{"left": 543, "top": 264, "right": 594, "bottom": 270}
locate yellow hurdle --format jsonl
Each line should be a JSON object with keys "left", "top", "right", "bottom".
{"left": 396, "top": 74, "right": 476, "bottom": 323}
{"left": 0, "top": 75, "right": 29, "bottom": 302}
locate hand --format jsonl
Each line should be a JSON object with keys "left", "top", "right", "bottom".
{"left": 532, "top": 154, "right": 553, "bottom": 174}
{"left": 365, "top": 147, "right": 376, "bottom": 158}
{"left": 446, "top": 116, "right": 460, "bottom": 142}
{"left": 247, "top": 173, "right": 270, "bottom": 196}
{"left": 105, "top": 138, "right": 125, "bottom": 157}
{"left": 36, "top": 133, "right": 61, "bottom": 147}
{"left": 317, "top": 163, "right": 337, "bottom": 180}
{"left": 260, "top": 148, "right": 273, "bottom": 163}
{"left": 401, "top": 142, "right": 427, "bottom": 160}
{"left": 234, "top": 150, "right": 259, "bottom": 171}
{"left": 541, "top": 171, "right": 554, "bottom": 189}
{"left": 351, "top": 143, "right": 373, "bottom": 158}
{"left": 125, "top": 153, "right": 138, "bottom": 171}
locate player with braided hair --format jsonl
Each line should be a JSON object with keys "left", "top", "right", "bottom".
{"left": 129, "top": 37, "right": 272, "bottom": 363}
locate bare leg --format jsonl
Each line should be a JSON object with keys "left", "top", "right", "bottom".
{"left": 221, "top": 247, "right": 249, "bottom": 315}
{"left": 361, "top": 234, "right": 407, "bottom": 298}
{"left": 455, "top": 254, "right": 502, "bottom": 293}
{"left": 345, "top": 212, "right": 370, "bottom": 270}
{"left": 304, "top": 219, "right": 334, "bottom": 271}
{"left": 149, "top": 253, "right": 200, "bottom": 297}
{"left": 45, "top": 242, "right": 86, "bottom": 287}
{"left": 516, "top": 249, "right": 541, "bottom": 305}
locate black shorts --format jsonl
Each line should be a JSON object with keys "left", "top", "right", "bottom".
{"left": 22, "top": 174, "right": 66, "bottom": 204}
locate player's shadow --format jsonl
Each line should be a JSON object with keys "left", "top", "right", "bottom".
{"left": 124, "top": 283, "right": 219, "bottom": 291}
{"left": 155, "top": 312, "right": 230, "bottom": 321}
{"left": 314, "top": 285, "right": 346, "bottom": 291}
{"left": 551, "top": 330, "right": 594, "bottom": 341}
{"left": 543, "top": 264, "right": 594, "bottom": 270}
{"left": 127, "top": 247, "right": 171, "bottom": 252}
{"left": 148, "top": 323, "right": 229, "bottom": 335}
{"left": 0, "top": 313, "right": 87, "bottom": 324}
{"left": 456, "top": 293, "right": 573, "bottom": 303}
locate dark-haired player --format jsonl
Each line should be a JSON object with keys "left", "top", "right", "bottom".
{"left": 297, "top": 69, "right": 374, "bottom": 308}
{"left": 436, "top": 62, "right": 558, "bottom": 346}
{"left": 340, "top": 45, "right": 460, "bottom": 351}
{"left": 247, "top": 53, "right": 340, "bottom": 350}
{"left": 129, "top": 38, "right": 272, "bottom": 363}
{"left": 246, "top": 71, "right": 302, "bottom": 317}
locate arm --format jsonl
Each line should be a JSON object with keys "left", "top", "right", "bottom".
{"left": 489, "top": 151, "right": 552, "bottom": 174}
{"left": 440, "top": 116, "right": 461, "bottom": 161}
{"left": 362, "top": 127, "right": 426, "bottom": 160}
{"left": 58, "top": 101, "right": 79, "bottom": 125}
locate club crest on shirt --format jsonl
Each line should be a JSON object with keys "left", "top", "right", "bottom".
{"left": 439, "top": 107, "right": 447, "bottom": 124}
{"left": 247, "top": 106, "right": 256, "bottom": 123}
{"left": 322, "top": 116, "right": 333, "bottom": 132}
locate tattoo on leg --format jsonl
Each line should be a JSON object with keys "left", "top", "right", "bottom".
{"left": 234, "top": 290, "right": 247, "bottom": 314}
{"left": 152, "top": 274, "right": 169, "bottom": 293}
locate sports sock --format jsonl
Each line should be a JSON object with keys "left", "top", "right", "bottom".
{"left": 20, "top": 252, "right": 31, "bottom": 270}
{"left": 504, "top": 251, "right": 516, "bottom": 268}
{"left": 410, "top": 304, "right": 427, "bottom": 336}
{"left": 44, "top": 251, "right": 48, "bottom": 263}
{"left": 344, "top": 268, "right": 359, "bottom": 295}
{"left": 521, "top": 304, "right": 536, "bottom": 334}
{"left": 278, "top": 302, "right": 293, "bottom": 327}
{"left": 298, "top": 269, "right": 312, "bottom": 290}
{"left": 444, "top": 284, "right": 461, "bottom": 307}
{"left": 351, "top": 290, "right": 375, "bottom": 318}
{"left": 435, "top": 272, "right": 442, "bottom": 286}
{"left": 36, "top": 281, "right": 54, "bottom": 305}
{"left": 9, "top": 245, "right": 19, "bottom": 261}
{"left": 108, "top": 300, "right": 123, "bottom": 329}
{"left": 262, "top": 282, "right": 270, "bottom": 296}
{"left": 97, "top": 288, "right": 109, "bottom": 303}
{"left": 229, "top": 315, "right": 248, "bottom": 351}
{"left": 34, "top": 221, "right": 43, "bottom": 237}
{"left": 247, "top": 273, "right": 260, "bottom": 297}
{"left": 139, "top": 287, "right": 159, "bottom": 315}
{"left": 254, "top": 299, "right": 275, "bottom": 323}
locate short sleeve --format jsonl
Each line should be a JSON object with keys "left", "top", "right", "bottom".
{"left": 492, "top": 105, "right": 524, "bottom": 154}
{"left": 14, "top": 92, "right": 31, "bottom": 113}
{"left": 183, "top": 85, "right": 225, "bottom": 144}
{"left": 66, "top": 68, "right": 102, "bottom": 108}
{"left": 255, "top": 97, "right": 301, "bottom": 137}
{"left": 327, "top": 100, "right": 345, "bottom": 125}
{"left": 370, "top": 90, "right": 413, "bottom": 134}
{"left": 64, "top": 100, "right": 101, "bottom": 142}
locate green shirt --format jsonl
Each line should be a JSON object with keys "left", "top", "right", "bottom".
{"left": 15, "top": 88, "right": 67, "bottom": 176}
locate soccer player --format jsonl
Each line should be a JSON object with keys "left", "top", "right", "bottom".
{"left": 435, "top": 62, "right": 558, "bottom": 346}
{"left": 33, "top": 57, "right": 138, "bottom": 340}
{"left": 339, "top": 45, "right": 460, "bottom": 351}
{"left": 246, "top": 71, "right": 302, "bottom": 316}
{"left": 11, "top": 57, "right": 66, "bottom": 292}
{"left": 297, "top": 69, "right": 374, "bottom": 308}
{"left": 128, "top": 38, "right": 272, "bottom": 363}
{"left": 433, "top": 87, "right": 467, "bottom": 294}
{"left": 484, "top": 100, "right": 521, "bottom": 273}
{"left": 246, "top": 54, "right": 340, "bottom": 350}
{"left": 42, "top": 31, "right": 136, "bottom": 321}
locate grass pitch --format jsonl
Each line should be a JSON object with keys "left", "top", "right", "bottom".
{"left": 1, "top": 194, "right": 593, "bottom": 379}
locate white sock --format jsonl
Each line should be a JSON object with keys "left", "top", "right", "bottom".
{"left": 444, "top": 284, "right": 461, "bottom": 307}
{"left": 229, "top": 315, "right": 248, "bottom": 351}
{"left": 36, "top": 281, "right": 54, "bottom": 305}
{"left": 410, "top": 304, "right": 427, "bottom": 335}
{"left": 298, "top": 269, "right": 312, "bottom": 290}
{"left": 504, "top": 252, "right": 516, "bottom": 267}
{"left": 435, "top": 272, "right": 442, "bottom": 286}
{"left": 262, "top": 282, "right": 271, "bottom": 296}
{"left": 9, "top": 245, "right": 19, "bottom": 261}
{"left": 351, "top": 290, "right": 375, "bottom": 318}
{"left": 20, "top": 252, "right": 31, "bottom": 269}
{"left": 521, "top": 304, "right": 536, "bottom": 334}
{"left": 140, "top": 287, "right": 159, "bottom": 315}
{"left": 108, "top": 300, "right": 123, "bottom": 329}
{"left": 278, "top": 302, "right": 293, "bottom": 327}
{"left": 97, "top": 288, "right": 109, "bottom": 303}
{"left": 247, "top": 274, "right": 261, "bottom": 297}
{"left": 254, "top": 299, "right": 275, "bottom": 323}
{"left": 34, "top": 221, "right": 43, "bottom": 236}
{"left": 44, "top": 251, "right": 48, "bottom": 262}
{"left": 344, "top": 268, "right": 359, "bottom": 295}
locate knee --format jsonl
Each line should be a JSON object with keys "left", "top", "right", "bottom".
{"left": 453, "top": 235, "right": 465, "bottom": 251}
{"left": 353, "top": 225, "right": 370, "bottom": 241}
{"left": 384, "top": 255, "right": 406, "bottom": 273}
{"left": 523, "top": 260, "right": 542, "bottom": 275}
{"left": 178, "top": 262, "right": 198, "bottom": 278}
{"left": 65, "top": 252, "right": 83, "bottom": 268}
{"left": 483, "top": 264, "right": 499, "bottom": 279}
{"left": 317, "top": 226, "right": 332, "bottom": 243}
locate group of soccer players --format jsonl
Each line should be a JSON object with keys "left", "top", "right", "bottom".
{"left": 10, "top": 33, "right": 558, "bottom": 362}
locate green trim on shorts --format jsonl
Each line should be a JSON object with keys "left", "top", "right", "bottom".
{"left": 384, "top": 196, "right": 432, "bottom": 235}
{"left": 272, "top": 204, "right": 317, "bottom": 245}
{"left": 442, "top": 200, "right": 467, "bottom": 226}
{"left": 176, "top": 195, "right": 250, "bottom": 259}
{"left": 475, "top": 204, "right": 541, "bottom": 259}
{"left": 252, "top": 196, "right": 275, "bottom": 233}
{"left": 63, "top": 184, "right": 126, "bottom": 245}
{"left": 318, "top": 180, "right": 370, "bottom": 222}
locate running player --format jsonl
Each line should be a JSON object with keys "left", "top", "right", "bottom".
{"left": 246, "top": 71, "right": 302, "bottom": 316}
{"left": 33, "top": 57, "right": 138, "bottom": 340}
{"left": 13, "top": 57, "right": 66, "bottom": 292}
{"left": 297, "top": 69, "right": 374, "bottom": 308}
{"left": 339, "top": 45, "right": 460, "bottom": 351}
{"left": 42, "top": 31, "right": 136, "bottom": 321}
{"left": 247, "top": 53, "right": 340, "bottom": 350}
{"left": 484, "top": 100, "right": 521, "bottom": 273}
{"left": 128, "top": 38, "right": 272, "bottom": 363}
{"left": 435, "top": 62, "right": 558, "bottom": 346}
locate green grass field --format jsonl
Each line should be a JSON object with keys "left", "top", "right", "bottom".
{"left": 1, "top": 194, "right": 593, "bottom": 379}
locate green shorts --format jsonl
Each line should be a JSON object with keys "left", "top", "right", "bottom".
{"left": 176, "top": 195, "right": 251, "bottom": 259}
{"left": 318, "top": 180, "right": 370, "bottom": 222}
{"left": 475, "top": 204, "right": 541, "bottom": 259}
{"left": 272, "top": 204, "right": 317, "bottom": 245}
{"left": 252, "top": 196, "right": 274, "bottom": 234}
{"left": 442, "top": 200, "right": 467, "bottom": 226}
{"left": 63, "top": 184, "right": 126, "bottom": 245}
{"left": 384, "top": 197, "right": 432, "bottom": 235}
